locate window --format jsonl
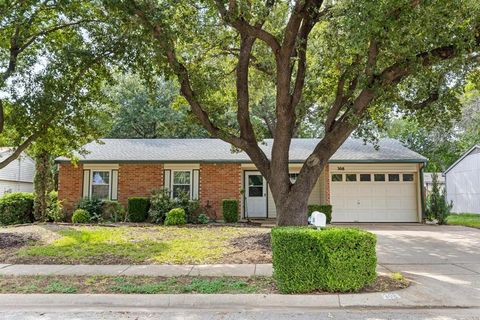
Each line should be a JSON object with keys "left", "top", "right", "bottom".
{"left": 331, "top": 174, "right": 343, "bottom": 182}
{"left": 346, "top": 174, "right": 357, "bottom": 182}
{"left": 388, "top": 174, "right": 400, "bottom": 182}
{"left": 374, "top": 174, "right": 385, "bottom": 182}
{"left": 360, "top": 174, "right": 371, "bottom": 182}
{"left": 403, "top": 174, "right": 414, "bottom": 182}
{"left": 91, "top": 171, "right": 110, "bottom": 199}
{"left": 289, "top": 173, "right": 299, "bottom": 183}
{"left": 248, "top": 175, "right": 264, "bottom": 197}
{"left": 172, "top": 171, "right": 191, "bottom": 198}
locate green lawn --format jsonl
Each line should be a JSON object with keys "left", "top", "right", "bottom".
{"left": 447, "top": 214, "right": 480, "bottom": 228}
{"left": 0, "top": 275, "right": 274, "bottom": 294}
{"left": 9, "top": 225, "right": 269, "bottom": 264}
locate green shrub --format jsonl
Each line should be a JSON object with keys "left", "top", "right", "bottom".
{"left": 0, "top": 192, "right": 34, "bottom": 225}
{"left": 307, "top": 205, "right": 333, "bottom": 224}
{"left": 164, "top": 208, "right": 186, "bottom": 226}
{"left": 148, "top": 188, "right": 201, "bottom": 224}
{"left": 426, "top": 173, "right": 452, "bottom": 224}
{"left": 47, "top": 191, "right": 65, "bottom": 222}
{"left": 197, "top": 213, "right": 209, "bottom": 224}
{"left": 222, "top": 199, "right": 238, "bottom": 223}
{"left": 149, "top": 188, "right": 174, "bottom": 224}
{"left": 102, "top": 200, "right": 126, "bottom": 222}
{"left": 77, "top": 198, "right": 103, "bottom": 220}
{"left": 71, "top": 209, "right": 90, "bottom": 223}
{"left": 127, "top": 197, "right": 150, "bottom": 222}
{"left": 174, "top": 190, "right": 201, "bottom": 223}
{"left": 271, "top": 227, "right": 377, "bottom": 293}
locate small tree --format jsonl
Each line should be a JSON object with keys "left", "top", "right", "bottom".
{"left": 426, "top": 173, "right": 452, "bottom": 225}
{"left": 33, "top": 150, "right": 54, "bottom": 221}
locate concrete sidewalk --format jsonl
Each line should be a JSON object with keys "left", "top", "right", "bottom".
{"left": 0, "top": 263, "right": 395, "bottom": 277}
{"left": 0, "top": 263, "right": 273, "bottom": 277}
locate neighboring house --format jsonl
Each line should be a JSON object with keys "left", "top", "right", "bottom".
{"left": 444, "top": 145, "right": 480, "bottom": 214}
{"left": 56, "top": 138, "right": 427, "bottom": 223}
{"left": 0, "top": 148, "right": 35, "bottom": 196}
{"left": 424, "top": 173, "right": 445, "bottom": 193}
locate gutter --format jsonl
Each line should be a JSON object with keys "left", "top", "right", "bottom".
{"left": 55, "top": 159, "right": 428, "bottom": 165}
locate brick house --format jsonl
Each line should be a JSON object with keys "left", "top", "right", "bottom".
{"left": 56, "top": 138, "right": 427, "bottom": 222}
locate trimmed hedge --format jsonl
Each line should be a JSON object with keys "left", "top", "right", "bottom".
{"left": 0, "top": 192, "right": 34, "bottom": 225}
{"left": 271, "top": 227, "right": 377, "bottom": 293}
{"left": 127, "top": 197, "right": 150, "bottom": 222}
{"left": 222, "top": 199, "right": 238, "bottom": 223}
{"left": 72, "top": 209, "right": 90, "bottom": 223}
{"left": 164, "top": 208, "right": 187, "bottom": 226}
{"left": 308, "top": 205, "right": 333, "bottom": 224}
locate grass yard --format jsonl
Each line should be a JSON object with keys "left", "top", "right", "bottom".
{"left": 0, "top": 274, "right": 408, "bottom": 294}
{"left": 0, "top": 275, "right": 275, "bottom": 294}
{"left": 447, "top": 214, "right": 480, "bottom": 228}
{"left": 0, "top": 224, "right": 271, "bottom": 265}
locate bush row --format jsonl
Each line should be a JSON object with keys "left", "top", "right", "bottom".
{"left": 271, "top": 227, "right": 377, "bottom": 293}
{"left": 0, "top": 191, "right": 64, "bottom": 226}
{"left": 0, "top": 191, "right": 335, "bottom": 226}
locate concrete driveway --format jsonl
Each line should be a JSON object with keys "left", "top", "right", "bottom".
{"left": 360, "top": 224, "right": 480, "bottom": 307}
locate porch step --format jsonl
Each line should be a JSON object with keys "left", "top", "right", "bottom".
{"left": 240, "top": 219, "right": 276, "bottom": 227}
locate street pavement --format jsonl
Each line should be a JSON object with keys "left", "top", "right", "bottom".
{"left": 1, "top": 308, "right": 480, "bottom": 320}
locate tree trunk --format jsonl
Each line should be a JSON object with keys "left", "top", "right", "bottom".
{"left": 269, "top": 164, "right": 325, "bottom": 226}
{"left": 275, "top": 193, "right": 310, "bottom": 226}
{"left": 33, "top": 151, "right": 53, "bottom": 221}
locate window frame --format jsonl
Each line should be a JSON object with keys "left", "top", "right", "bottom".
{"left": 402, "top": 173, "right": 415, "bottom": 182}
{"left": 359, "top": 173, "right": 372, "bottom": 182}
{"left": 171, "top": 170, "right": 193, "bottom": 199}
{"left": 345, "top": 173, "right": 357, "bottom": 182}
{"left": 331, "top": 173, "right": 343, "bottom": 182}
{"left": 289, "top": 173, "right": 299, "bottom": 184}
{"left": 90, "top": 170, "right": 111, "bottom": 200}
{"left": 388, "top": 173, "right": 401, "bottom": 182}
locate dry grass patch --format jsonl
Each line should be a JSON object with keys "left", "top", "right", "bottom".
{"left": 0, "top": 224, "right": 271, "bottom": 264}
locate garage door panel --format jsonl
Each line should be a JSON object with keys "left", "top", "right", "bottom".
{"left": 331, "top": 172, "right": 418, "bottom": 223}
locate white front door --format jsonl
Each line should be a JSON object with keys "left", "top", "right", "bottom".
{"left": 245, "top": 171, "right": 267, "bottom": 218}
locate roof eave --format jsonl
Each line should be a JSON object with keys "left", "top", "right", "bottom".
{"left": 443, "top": 144, "right": 480, "bottom": 175}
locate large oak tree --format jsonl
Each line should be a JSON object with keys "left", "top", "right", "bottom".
{"left": 116, "top": 1, "right": 480, "bottom": 225}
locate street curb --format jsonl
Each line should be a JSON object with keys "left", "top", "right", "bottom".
{"left": 0, "top": 293, "right": 477, "bottom": 310}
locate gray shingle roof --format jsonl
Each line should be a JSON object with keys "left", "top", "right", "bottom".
{"left": 56, "top": 138, "right": 427, "bottom": 163}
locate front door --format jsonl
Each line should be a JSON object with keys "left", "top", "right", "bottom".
{"left": 245, "top": 171, "right": 267, "bottom": 218}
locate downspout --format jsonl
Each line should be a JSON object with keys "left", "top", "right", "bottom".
{"left": 419, "top": 162, "right": 426, "bottom": 221}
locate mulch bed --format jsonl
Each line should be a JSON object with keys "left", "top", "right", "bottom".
{"left": 226, "top": 232, "right": 272, "bottom": 264}
{"left": 0, "top": 233, "right": 39, "bottom": 249}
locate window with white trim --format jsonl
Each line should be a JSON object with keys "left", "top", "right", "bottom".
{"left": 172, "top": 170, "right": 191, "bottom": 198}
{"left": 289, "top": 173, "right": 299, "bottom": 183}
{"left": 91, "top": 171, "right": 110, "bottom": 199}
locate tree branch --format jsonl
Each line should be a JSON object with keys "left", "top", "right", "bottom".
{"left": 214, "top": 0, "right": 281, "bottom": 55}
{"left": 0, "top": 133, "right": 39, "bottom": 170}
{"left": 132, "top": 3, "right": 272, "bottom": 173}
{"left": 18, "top": 19, "right": 98, "bottom": 53}
{"left": 236, "top": 35, "right": 257, "bottom": 142}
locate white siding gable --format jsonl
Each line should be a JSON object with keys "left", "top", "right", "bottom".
{"left": 0, "top": 153, "right": 35, "bottom": 183}
{"left": 446, "top": 151, "right": 480, "bottom": 214}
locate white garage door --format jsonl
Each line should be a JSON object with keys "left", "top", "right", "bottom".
{"left": 330, "top": 172, "right": 418, "bottom": 222}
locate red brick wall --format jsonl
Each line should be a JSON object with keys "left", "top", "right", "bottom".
{"left": 199, "top": 163, "right": 242, "bottom": 219}
{"left": 117, "top": 164, "right": 163, "bottom": 206}
{"left": 57, "top": 163, "right": 83, "bottom": 214}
